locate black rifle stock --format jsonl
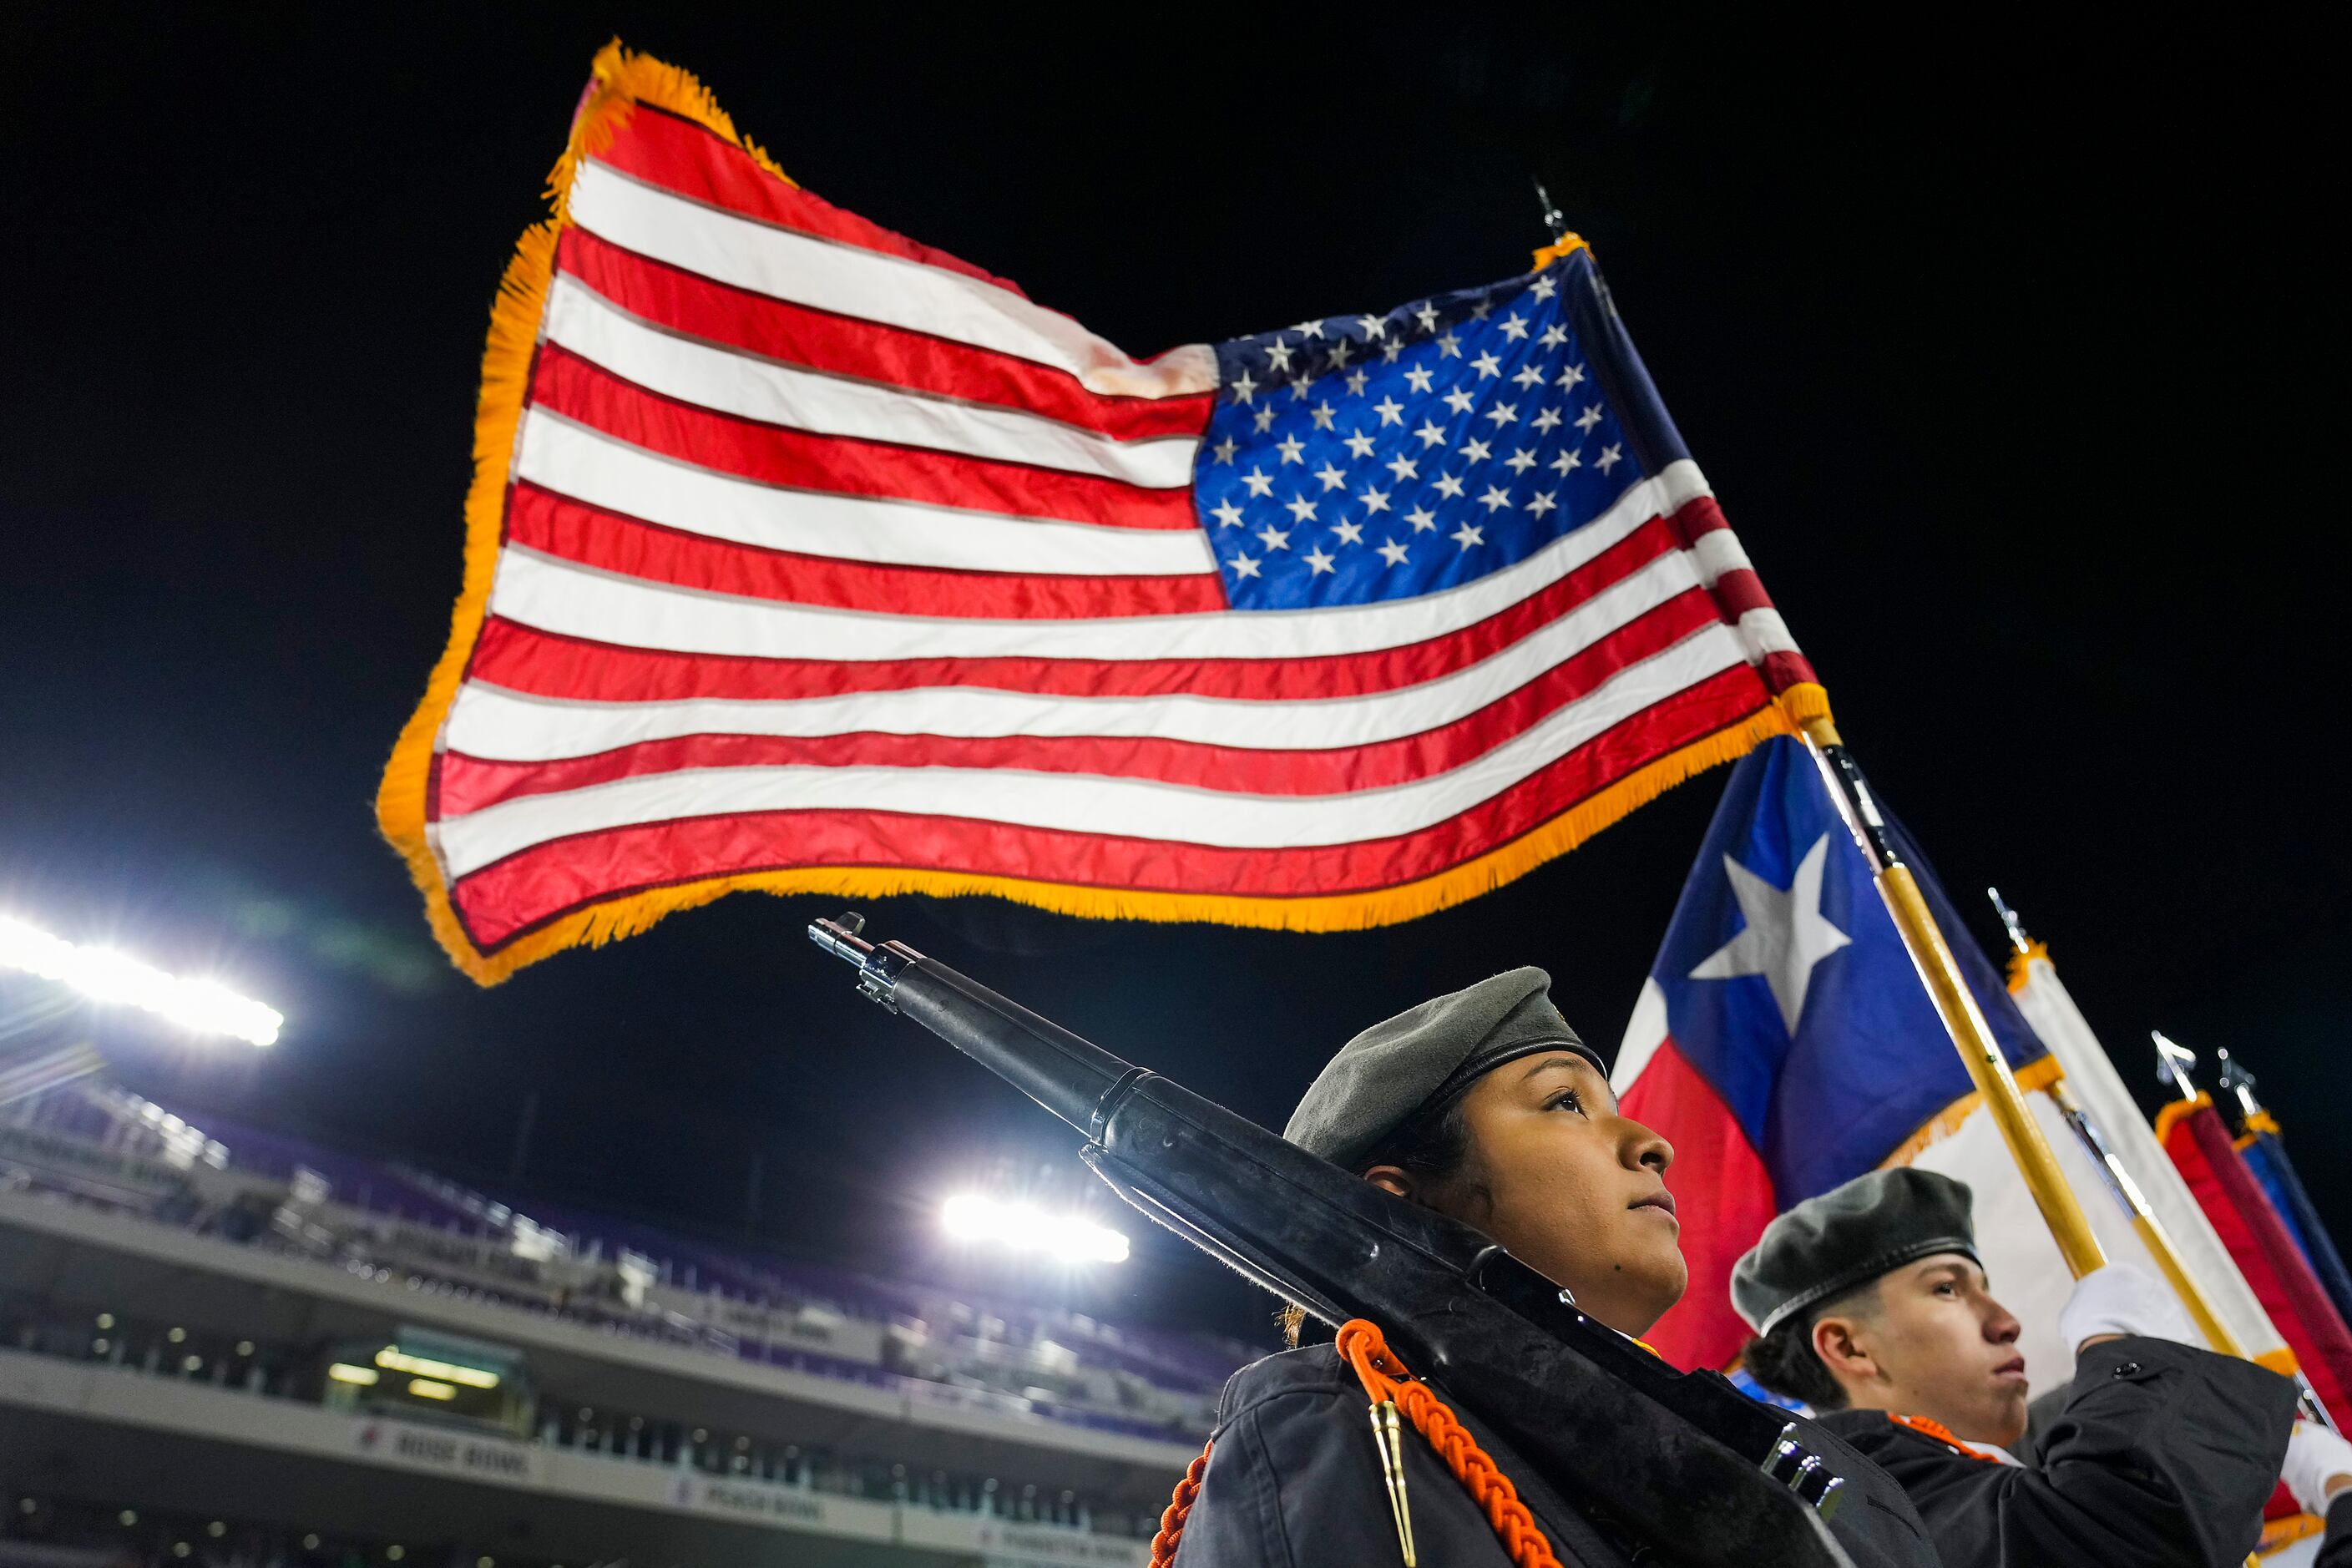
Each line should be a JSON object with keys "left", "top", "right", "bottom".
{"left": 810, "top": 914, "right": 1852, "bottom": 1568}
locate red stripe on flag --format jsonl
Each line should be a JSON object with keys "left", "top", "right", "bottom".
{"left": 1671, "top": 493, "right": 1732, "bottom": 540}
{"left": 2166, "top": 1103, "right": 2352, "bottom": 1416}
{"left": 472, "top": 516, "right": 1689, "bottom": 702}
{"left": 557, "top": 228, "right": 1213, "bottom": 443}
{"left": 529, "top": 346, "right": 1199, "bottom": 531}
{"left": 447, "top": 667, "right": 1773, "bottom": 948}
{"left": 505, "top": 483, "right": 1226, "bottom": 620}
{"left": 1708, "top": 567, "right": 1774, "bottom": 620}
{"left": 1758, "top": 650, "right": 1820, "bottom": 694}
{"left": 596, "top": 106, "right": 1028, "bottom": 296}
{"left": 436, "top": 595, "right": 1727, "bottom": 816}
{"left": 1620, "top": 1038, "right": 1778, "bottom": 1372}
{"left": 1653, "top": 494, "right": 1821, "bottom": 695}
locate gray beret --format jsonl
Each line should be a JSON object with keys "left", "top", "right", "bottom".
{"left": 1283, "top": 967, "right": 1601, "bottom": 1172}
{"left": 1732, "top": 1168, "right": 1980, "bottom": 1338}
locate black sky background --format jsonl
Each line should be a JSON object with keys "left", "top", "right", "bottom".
{"left": 3, "top": 8, "right": 2344, "bottom": 1344}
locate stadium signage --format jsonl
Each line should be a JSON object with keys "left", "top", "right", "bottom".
{"left": 666, "top": 1474, "right": 896, "bottom": 1540}
{"left": 352, "top": 1419, "right": 544, "bottom": 1483}
{"left": 974, "top": 1522, "right": 1149, "bottom": 1566}
{"left": 0, "top": 1124, "right": 188, "bottom": 1206}
{"left": 673, "top": 1475, "right": 825, "bottom": 1523}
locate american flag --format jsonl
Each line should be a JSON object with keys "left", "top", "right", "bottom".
{"left": 382, "top": 46, "right": 1824, "bottom": 982}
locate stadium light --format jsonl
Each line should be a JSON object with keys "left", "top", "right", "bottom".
{"left": 0, "top": 913, "right": 282, "bottom": 1047}
{"left": 940, "top": 1191, "right": 1130, "bottom": 1265}
{"left": 374, "top": 1347, "right": 500, "bottom": 1388}
{"left": 326, "top": 1363, "right": 380, "bottom": 1385}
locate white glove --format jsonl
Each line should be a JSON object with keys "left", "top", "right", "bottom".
{"left": 2282, "top": 1421, "right": 2352, "bottom": 1513}
{"left": 2056, "top": 1263, "right": 2201, "bottom": 1350}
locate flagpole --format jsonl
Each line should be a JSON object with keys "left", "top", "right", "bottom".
{"left": 1796, "top": 714, "right": 2109, "bottom": 1278}
{"left": 2042, "top": 1075, "right": 2246, "bottom": 1354}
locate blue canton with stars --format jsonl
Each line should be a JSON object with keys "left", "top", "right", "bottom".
{"left": 1194, "top": 247, "right": 1670, "bottom": 610}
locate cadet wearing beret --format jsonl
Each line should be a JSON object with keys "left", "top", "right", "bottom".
{"left": 1733, "top": 1167, "right": 2299, "bottom": 1568}
{"left": 1171, "top": 969, "right": 1940, "bottom": 1568}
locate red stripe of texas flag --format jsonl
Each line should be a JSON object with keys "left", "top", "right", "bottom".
{"left": 1619, "top": 1036, "right": 1778, "bottom": 1371}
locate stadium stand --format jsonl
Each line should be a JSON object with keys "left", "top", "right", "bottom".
{"left": 0, "top": 1077, "right": 1252, "bottom": 1565}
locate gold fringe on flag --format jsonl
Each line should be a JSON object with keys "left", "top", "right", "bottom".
{"left": 377, "top": 42, "right": 1823, "bottom": 984}
{"left": 1877, "top": 1055, "right": 2069, "bottom": 1170}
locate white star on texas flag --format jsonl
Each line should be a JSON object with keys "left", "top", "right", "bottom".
{"left": 1687, "top": 832, "right": 1852, "bottom": 1033}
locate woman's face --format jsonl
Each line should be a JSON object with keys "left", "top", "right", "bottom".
{"left": 1371, "top": 1050, "right": 1685, "bottom": 1336}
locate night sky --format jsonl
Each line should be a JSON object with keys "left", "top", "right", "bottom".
{"left": 4, "top": 9, "right": 2343, "bottom": 1343}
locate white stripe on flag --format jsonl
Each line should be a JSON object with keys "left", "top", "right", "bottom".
{"left": 434, "top": 625, "right": 1753, "bottom": 876}
{"left": 570, "top": 159, "right": 1218, "bottom": 397}
{"left": 543, "top": 276, "right": 1200, "bottom": 488}
{"left": 485, "top": 462, "right": 1717, "bottom": 663}
{"left": 513, "top": 411, "right": 1217, "bottom": 577}
{"left": 445, "top": 551, "right": 1709, "bottom": 760}
{"left": 1732, "top": 607, "right": 1800, "bottom": 658}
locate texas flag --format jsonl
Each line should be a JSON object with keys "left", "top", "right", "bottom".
{"left": 1611, "top": 735, "right": 2046, "bottom": 1371}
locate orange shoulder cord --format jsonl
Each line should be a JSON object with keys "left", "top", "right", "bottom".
{"left": 1147, "top": 1320, "right": 1564, "bottom": 1568}
{"left": 1887, "top": 1411, "right": 2004, "bottom": 1464}
{"left": 1147, "top": 1443, "right": 1211, "bottom": 1567}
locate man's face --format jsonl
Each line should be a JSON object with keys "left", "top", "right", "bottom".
{"left": 1819, "top": 1253, "right": 2029, "bottom": 1446}
{"left": 1434, "top": 1051, "right": 1687, "bottom": 1337}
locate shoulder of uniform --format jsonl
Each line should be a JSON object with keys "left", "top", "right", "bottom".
{"left": 1214, "top": 1343, "right": 1362, "bottom": 1426}
{"left": 1809, "top": 1406, "right": 1892, "bottom": 1446}
{"left": 1811, "top": 1408, "right": 2003, "bottom": 1464}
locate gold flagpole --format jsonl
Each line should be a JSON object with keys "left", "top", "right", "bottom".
{"left": 1798, "top": 713, "right": 2109, "bottom": 1278}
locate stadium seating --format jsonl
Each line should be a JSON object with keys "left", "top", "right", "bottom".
{"left": 0, "top": 1078, "right": 1249, "bottom": 1546}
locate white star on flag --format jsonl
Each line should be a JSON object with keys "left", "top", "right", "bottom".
{"left": 1687, "top": 833, "right": 1853, "bottom": 1034}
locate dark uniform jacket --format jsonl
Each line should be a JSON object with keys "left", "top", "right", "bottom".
{"left": 1171, "top": 1345, "right": 1939, "bottom": 1568}
{"left": 1816, "top": 1336, "right": 2298, "bottom": 1568}
{"left": 2319, "top": 1491, "right": 2352, "bottom": 1566}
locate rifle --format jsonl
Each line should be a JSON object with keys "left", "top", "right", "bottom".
{"left": 810, "top": 913, "right": 1857, "bottom": 1568}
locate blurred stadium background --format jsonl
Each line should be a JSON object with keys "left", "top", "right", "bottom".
{"left": 0, "top": 923, "right": 1251, "bottom": 1567}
